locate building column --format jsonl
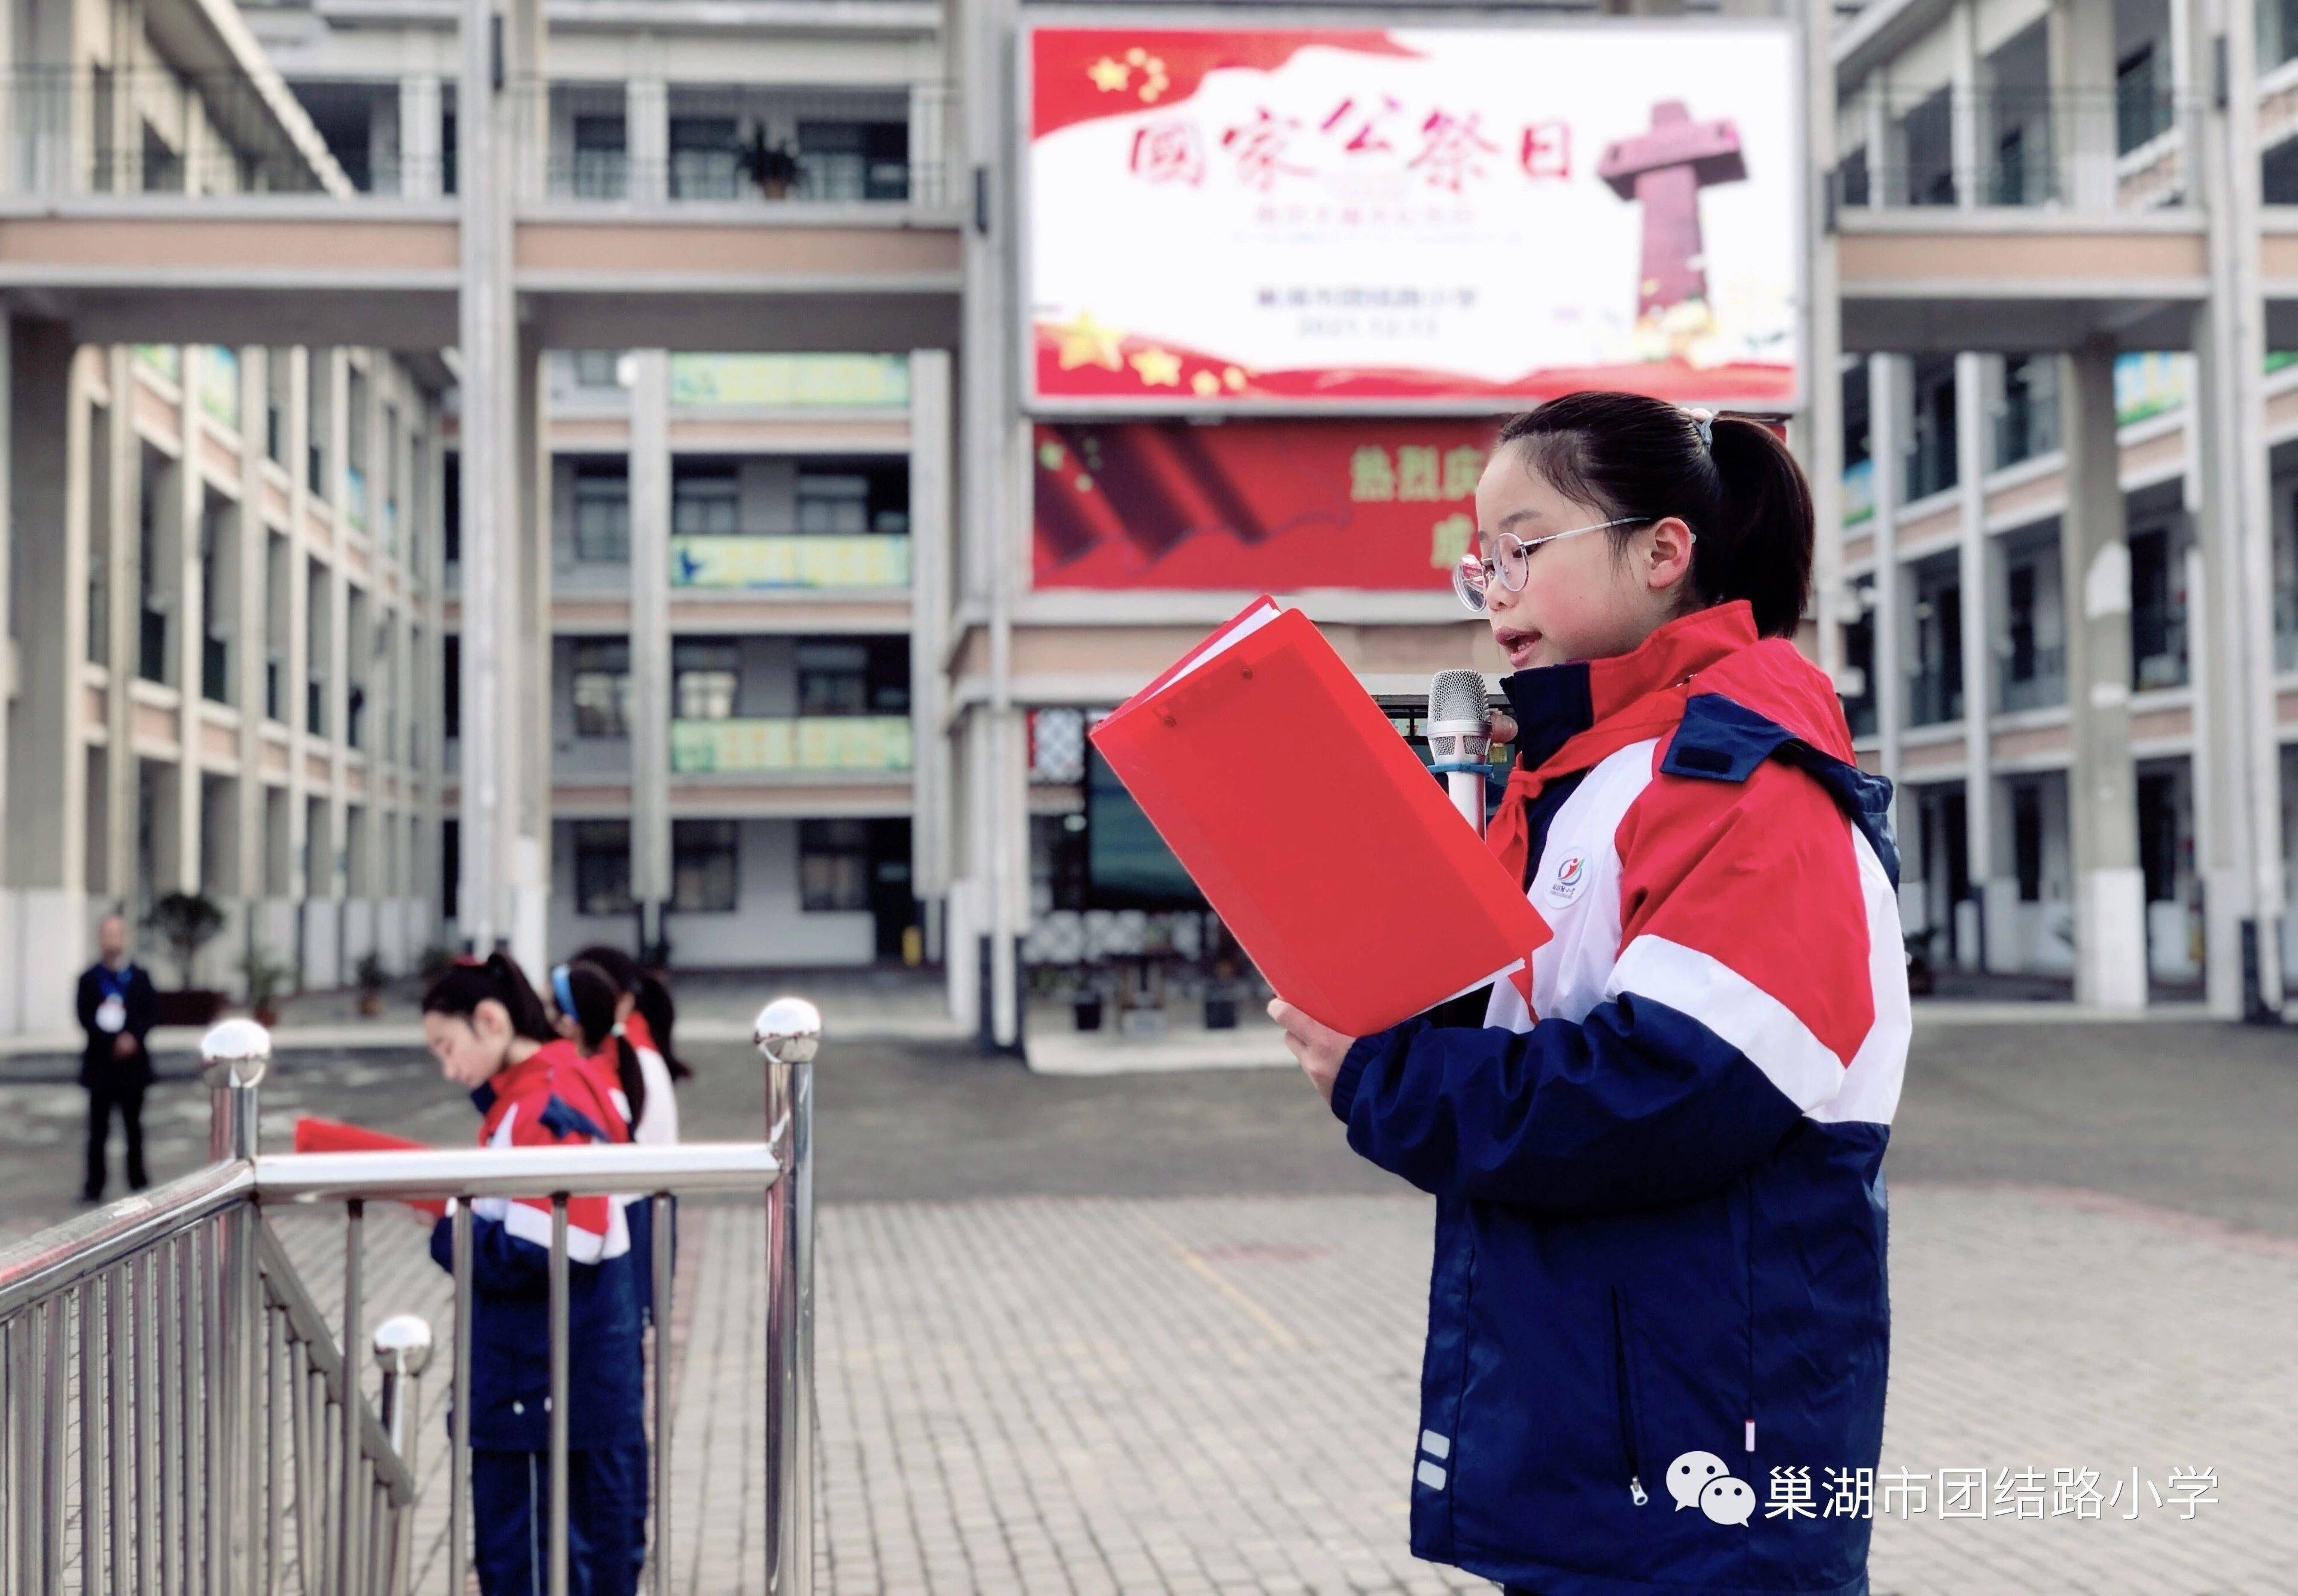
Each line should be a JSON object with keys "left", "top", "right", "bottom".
{"left": 509, "top": 326, "right": 550, "bottom": 978}
{"left": 2058, "top": 338, "right": 2147, "bottom": 1008}
{"left": 4, "top": 319, "right": 90, "bottom": 1030}
{"left": 402, "top": 74, "right": 443, "bottom": 199}
{"left": 2189, "top": 0, "right": 2287, "bottom": 1017}
{"left": 236, "top": 346, "right": 268, "bottom": 994}
{"left": 1956, "top": 352, "right": 1998, "bottom": 968}
{"left": 908, "top": 348, "right": 953, "bottom": 955}
{"left": 174, "top": 348, "right": 206, "bottom": 902}
{"left": 625, "top": 49, "right": 667, "bottom": 206}
{"left": 1867, "top": 354, "right": 1908, "bottom": 865}
{"left": 2049, "top": 0, "right": 2119, "bottom": 209}
{"left": 1800, "top": 0, "right": 1844, "bottom": 691}
{"left": 104, "top": 348, "right": 137, "bottom": 918}
{"left": 628, "top": 349, "right": 670, "bottom": 951}
{"left": 1949, "top": 0, "right": 1983, "bottom": 208}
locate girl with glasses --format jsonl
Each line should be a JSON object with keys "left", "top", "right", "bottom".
{"left": 1272, "top": 391, "right": 1907, "bottom": 1596}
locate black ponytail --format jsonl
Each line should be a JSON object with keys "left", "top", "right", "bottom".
{"left": 557, "top": 959, "right": 646, "bottom": 1130}
{"left": 573, "top": 944, "right": 694, "bottom": 1083}
{"left": 1494, "top": 391, "right": 1813, "bottom": 639}
{"left": 421, "top": 949, "right": 558, "bottom": 1044}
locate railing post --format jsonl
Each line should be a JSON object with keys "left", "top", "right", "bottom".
{"left": 754, "top": 996, "right": 821, "bottom": 1596}
{"left": 371, "top": 1314, "right": 432, "bottom": 1596}
{"left": 202, "top": 1017, "right": 269, "bottom": 1589}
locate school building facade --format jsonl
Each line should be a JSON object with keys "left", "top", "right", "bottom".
{"left": 4, "top": 0, "right": 2296, "bottom": 1041}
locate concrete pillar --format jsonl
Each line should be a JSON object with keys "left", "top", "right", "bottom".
{"left": 1801, "top": 0, "right": 1845, "bottom": 692}
{"left": 625, "top": 51, "right": 667, "bottom": 206}
{"left": 628, "top": 349, "right": 670, "bottom": 928}
{"left": 1949, "top": 0, "right": 1983, "bottom": 208}
{"left": 509, "top": 326, "right": 549, "bottom": 979}
{"left": 402, "top": 74, "right": 442, "bottom": 199}
{"left": 174, "top": 348, "right": 206, "bottom": 896}
{"left": 1867, "top": 354, "right": 1908, "bottom": 844}
{"left": 326, "top": 350, "right": 351, "bottom": 907}
{"left": 1956, "top": 352, "right": 1996, "bottom": 968}
{"left": 2188, "top": 0, "right": 2287, "bottom": 1017}
{"left": 236, "top": 347, "right": 268, "bottom": 991}
{"left": 910, "top": 349, "right": 954, "bottom": 928}
{"left": 2058, "top": 339, "right": 2147, "bottom": 1008}
{"left": 104, "top": 348, "right": 137, "bottom": 914}
{"left": 2049, "top": 0, "right": 2119, "bottom": 208}
{"left": 5, "top": 319, "right": 90, "bottom": 1030}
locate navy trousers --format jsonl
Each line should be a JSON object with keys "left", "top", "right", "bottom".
{"left": 471, "top": 1442, "right": 646, "bottom": 1596}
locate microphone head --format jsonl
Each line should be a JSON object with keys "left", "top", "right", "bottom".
{"left": 1427, "top": 668, "right": 1492, "bottom": 772}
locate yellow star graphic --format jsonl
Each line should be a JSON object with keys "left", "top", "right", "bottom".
{"left": 1222, "top": 366, "right": 1247, "bottom": 391}
{"left": 1130, "top": 348, "right": 1183, "bottom": 387}
{"left": 1087, "top": 57, "right": 1129, "bottom": 93}
{"left": 1052, "top": 312, "right": 1124, "bottom": 373}
{"left": 1190, "top": 370, "right": 1222, "bottom": 398}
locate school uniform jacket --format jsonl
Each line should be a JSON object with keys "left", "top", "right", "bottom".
{"left": 428, "top": 1038, "right": 643, "bottom": 1452}
{"left": 1332, "top": 601, "right": 1910, "bottom": 1596}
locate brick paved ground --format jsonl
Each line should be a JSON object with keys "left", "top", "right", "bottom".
{"left": 12, "top": 1016, "right": 2298, "bottom": 1592}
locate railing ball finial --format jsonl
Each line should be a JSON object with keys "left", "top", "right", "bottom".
{"left": 753, "top": 997, "right": 822, "bottom": 1065}
{"left": 371, "top": 1312, "right": 434, "bottom": 1376}
{"left": 199, "top": 1016, "right": 272, "bottom": 1088}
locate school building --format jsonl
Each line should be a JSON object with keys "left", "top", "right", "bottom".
{"left": 2, "top": 0, "right": 2294, "bottom": 1042}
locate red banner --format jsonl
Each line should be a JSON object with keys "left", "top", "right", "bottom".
{"left": 1032, "top": 419, "right": 1494, "bottom": 590}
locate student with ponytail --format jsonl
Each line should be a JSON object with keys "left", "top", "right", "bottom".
{"left": 1271, "top": 393, "right": 1909, "bottom": 1596}
{"left": 572, "top": 945, "right": 689, "bottom": 1147}
{"left": 422, "top": 950, "right": 645, "bottom": 1596}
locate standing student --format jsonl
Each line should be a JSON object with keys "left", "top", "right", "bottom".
{"left": 77, "top": 912, "right": 159, "bottom": 1202}
{"left": 422, "top": 951, "right": 645, "bottom": 1596}
{"left": 1273, "top": 394, "right": 1909, "bottom": 1596}
{"left": 570, "top": 945, "right": 689, "bottom": 1147}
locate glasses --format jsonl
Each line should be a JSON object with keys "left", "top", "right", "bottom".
{"left": 1452, "top": 516, "right": 1654, "bottom": 612}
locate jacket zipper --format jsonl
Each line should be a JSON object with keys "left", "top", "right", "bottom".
{"left": 1610, "top": 1288, "right": 1649, "bottom": 1507}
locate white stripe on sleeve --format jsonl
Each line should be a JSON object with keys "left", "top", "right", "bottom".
{"left": 1604, "top": 935, "right": 1848, "bottom": 1115}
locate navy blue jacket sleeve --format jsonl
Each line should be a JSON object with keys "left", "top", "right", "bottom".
{"left": 1329, "top": 995, "right": 1804, "bottom": 1214}
{"left": 428, "top": 1208, "right": 563, "bottom": 1297}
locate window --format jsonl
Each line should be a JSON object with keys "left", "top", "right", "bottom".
{"left": 1841, "top": 579, "right": 1876, "bottom": 739}
{"left": 382, "top": 402, "right": 400, "bottom": 546}
{"left": 1997, "top": 356, "right": 2058, "bottom": 467}
{"left": 570, "top": 350, "right": 621, "bottom": 389}
{"left": 138, "top": 490, "right": 169, "bottom": 686}
{"left": 670, "top": 117, "right": 738, "bottom": 200}
{"left": 443, "top": 452, "right": 461, "bottom": 564}
{"left": 795, "top": 120, "right": 908, "bottom": 202}
{"left": 443, "top": 635, "right": 461, "bottom": 741}
{"left": 1907, "top": 356, "right": 1959, "bottom": 499}
{"left": 1900, "top": 89, "right": 1954, "bottom": 207}
{"left": 671, "top": 820, "right": 738, "bottom": 912}
{"left": 200, "top": 510, "right": 232, "bottom": 706}
{"left": 1907, "top": 555, "right": 1963, "bottom": 726}
{"left": 673, "top": 642, "right": 740, "bottom": 721}
{"left": 572, "top": 464, "right": 630, "bottom": 563}
{"left": 673, "top": 466, "right": 739, "bottom": 536}
{"left": 141, "top": 122, "right": 184, "bottom": 194}
{"left": 2013, "top": 783, "right": 2044, "bottom": 902}
{"left": 266, "top": 350, "right": 288, "bottom": 466}
{"left": 574, "top": 822, "right": 634, "bottom": 916}
{"left": 796, "top": 642, "right": 868, "bottom": 716}
{"left": 2130, "top": 525, "right": 2190, "bottom": 689}
{"left": 1837, "top": 145, "right": 1869, "bottom": 208}
{"left": 2117, "top": 45, "right": 2168, "bottom": 155}
{"left": 572, "top": 114, "right": 627, "bottom": 199}
{"left": 572, "top": 641, "right": 633, "bottom": 738}
{"left": 443, "top": 818, "right": 460, "bottom": 920}
{"left": 797, "top": 472, "right": 871, "bottom": 536}
{"left": 800, "top": 819, "right": 870, "bottom": 911}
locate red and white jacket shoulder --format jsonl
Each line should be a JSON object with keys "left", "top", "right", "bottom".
{"left": 471, "top": 1040, "right": 633, "bottom": 1264}
{"left": 1485, "top": 736, "right": 1909, "bottom": 1129}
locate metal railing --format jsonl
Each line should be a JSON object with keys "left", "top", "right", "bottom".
{"left": 0, "top": 68, "right": 349, "bottom": 199}
{"left": 0, "top": 999, "right": 822, "bottom": 1595}
{"left": 1832, "top": 86, "right": 2195, "bottom": 212}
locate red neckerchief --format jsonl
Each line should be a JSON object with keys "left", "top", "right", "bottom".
{"left": 1483, "top": 604, "right": 1762, "bottom": 1008}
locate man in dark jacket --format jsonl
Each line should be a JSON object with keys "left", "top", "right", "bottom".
{"left": 78, "top": 912, "right": 159, "bottom": 1201}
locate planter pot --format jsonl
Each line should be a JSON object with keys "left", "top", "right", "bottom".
{"left": 759, "top": 177, "right": 792, "bottom": 199}
{"left": 358, "top": 992, "right": 384, "bottom": 1017}
{"left": 252, "top": 1004, "right": 281, "bottom": 1029}
{"left": 1203, "top": 994, "right": 1239, "bottom": 1030}
{"left": 1071, "top": 995, "right": 1104, "bottom": 1032}
{"left": 156, "top": 989, "right": 227, "bottom": 1027}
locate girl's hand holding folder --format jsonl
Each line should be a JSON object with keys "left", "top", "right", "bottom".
{"left": 1269, "top": 999, "right": 1352, "bottom": 1103}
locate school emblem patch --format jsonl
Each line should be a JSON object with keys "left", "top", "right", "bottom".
{"left": 1547, "top": 855, "right": 1584, "bottom": 906}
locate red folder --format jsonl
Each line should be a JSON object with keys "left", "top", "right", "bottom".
{"left": 294, "top": 1117, "right": 446, "bottom": 1218}
{"left": 1090, "top": 597, "right": 1550, "bottom": 1036}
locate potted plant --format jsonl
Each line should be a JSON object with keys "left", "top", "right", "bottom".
{"left": 146, "top": 891, "right": 227, "bottom": 1026}
{"left": 734, "top": 125, "right": 801, "bottom": 199}
{"left": 1202, "top": 955, "right": 1241, "bottom": 1030}
{"left": 355, "top": 951, "right": 388, "bottom": 1017}
{"left": 417, "top": 942, "right": 457, "bottom": 983}
{"left": 241, "top": 946, "right": 290, "bottom": 1029}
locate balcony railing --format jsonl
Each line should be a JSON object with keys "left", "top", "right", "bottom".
{"left": 670, "top": 715, "right": 913, "bottom": 776}
{"left": 529, "top": 81, "right": 956, "bottom": 210}
{"left": 671, "top": 534, "right": 911, "bottom": 591}
{"left": 1, "top": 69, "right": 351, "bottom": 198}
{"left": 1998, "top": 643, "right": 2067, "bottom": 713}
{"left": 1832, "top": 86, "right": 2192, "bottom": 212}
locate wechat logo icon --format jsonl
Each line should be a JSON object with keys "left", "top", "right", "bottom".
{"left": 1667, "top": 1451, "right": 1753, "bottom": 1527}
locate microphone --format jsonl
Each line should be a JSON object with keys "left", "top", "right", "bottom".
{"left": 1427, "top": 668, "right": 1493, "bottom": 835}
